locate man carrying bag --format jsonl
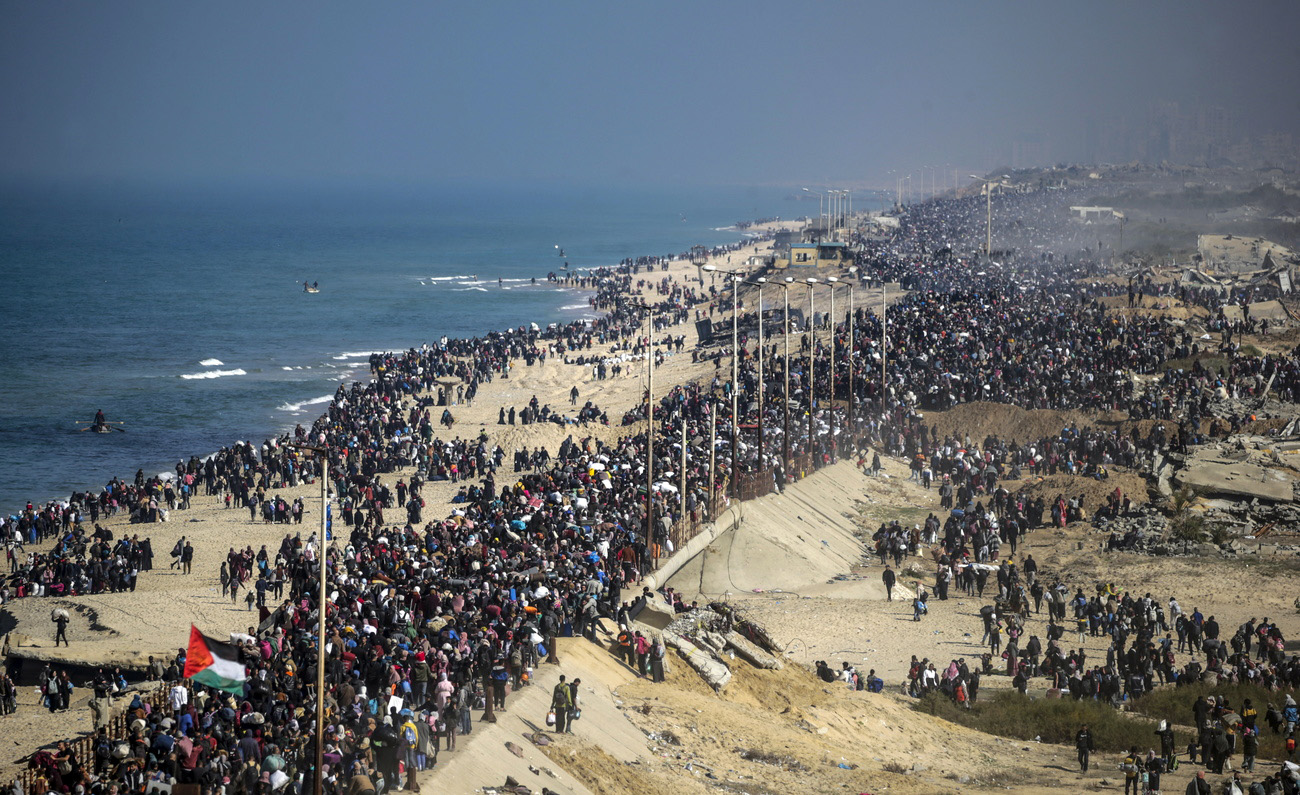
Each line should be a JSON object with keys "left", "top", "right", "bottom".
{"left": 551, "top": 674, "right": 573, "bottom": 733}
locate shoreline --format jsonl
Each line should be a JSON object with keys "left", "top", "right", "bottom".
{"left": 0, "top": 217, "right": 789, "bottom": 519}
{"left": 5, "top": 179, "right": 1300, "bottom": 794}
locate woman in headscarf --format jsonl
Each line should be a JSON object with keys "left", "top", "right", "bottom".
{"left": 434, "top": 673, "right": 454, "bottom": 712}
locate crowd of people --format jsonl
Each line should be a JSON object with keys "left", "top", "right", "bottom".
{"left": 6, "top": 181, "right": 1300, "bottom": 795}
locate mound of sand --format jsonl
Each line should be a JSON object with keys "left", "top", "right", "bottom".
{"left": 922, "top": 402, "right": 1128, "bottom": 446}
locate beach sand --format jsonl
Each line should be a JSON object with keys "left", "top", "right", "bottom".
{"left": 5, "top": 221, "right": 1299, "bottom": 794}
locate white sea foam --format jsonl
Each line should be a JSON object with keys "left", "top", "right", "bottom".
{"left": 199, "top": 358, "right": 224, "bottom": 366}
{"left": 180, "top": 368, "right": 247, "bottom": 380}
{"left": 332, "top": 351, "right": 386, "bottom": 360}
{"left": 425, "top": 274, "right": 477, "bottom": 282}
{"left": 282, "top": 366, "right": 294, "bottom": 371}
{"left": 278, "top": 395, "right": 334, "bottom": 413}
{"left": 560, "top": 303, "right": 590, "bottom": 311}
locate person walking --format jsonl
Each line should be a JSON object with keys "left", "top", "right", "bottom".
{"left": 882, "top": 566, "right": 896, "bottom": 602}
{"left": 0, "top": 672, "right": 16, "bottom": 715}
{"left": 634, "top": 632, "right": 651, "bottom": 677}
{"left": 1076, "top": 724, "right": 1094, "bottom": 772}
{"left": 181, "top": 541, "right": 194, "bottom": 574}
{"left": 1241, "top": 726, "right": 1257, "bottom": 772}
{"left": 52, "top": 608, "right": 69, "bottom": 647}
{"left": 650, "top": 636, "right": 666, "bottom": 683}
{"left": 1120, "top": 746, "right": 1141, "bottom": 795}
{"left": 551, "top": 674, "right": 573, "bottom": 733}
{"left": 1184, "top": 770, "right": 1210, "bottom": 795}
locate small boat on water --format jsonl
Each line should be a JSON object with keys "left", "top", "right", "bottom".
{"left": 76, "top": 420, "right": 125, "bottom": 433}
{"left": 303, "top": 281, "right": 320, "bottom": 293}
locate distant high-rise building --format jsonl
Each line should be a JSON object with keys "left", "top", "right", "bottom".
{"left": 1075, "top": 100, "right": 1295, "bottom": 168}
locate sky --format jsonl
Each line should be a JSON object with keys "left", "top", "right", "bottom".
{"left": 1, "top": 1, "right": 1297, "bottom": 189}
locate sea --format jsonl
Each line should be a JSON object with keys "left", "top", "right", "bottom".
{"left": 0, "top": 181, "right": 805, "bottom": 515}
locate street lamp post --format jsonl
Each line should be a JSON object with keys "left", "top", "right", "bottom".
{"left": 804, "top": 277, "right": 817, "bottom": 469}
{"left": 628, "top": 300, "right": 657, "bottom": 565}
{"left": 730, "top": 275, "right": 740, "bottom": 498}
{"left": 826, "top": 276, "right": 838, "bottom": 460}
{"left": 752, "top": 278, "right": 766, "bottom": 473}
{"left": 287, "top": 442, "right": 330, "bottom": 795}
{"left": 970, "top": 174, "right": 1010, "bottom": 259}
{"left": 646, "top": 306, "right": 655, "bottom": 565}
{"left": 708, "top": 396, "right": 717, "bottom": 519}
{"left": 847, "top": 266, "right": 858, "bottom": 433}
{"left": 781, "top": 277, "right": 793, "bottom": 483}
{"left": 984, "top": 180, "right": 991, "bottom": 258}
{"left": 881, "top": 282, "right": 887, "bottom": 415}
{"left": 803, "top": 187, "right": 825, "bottom": 242}
{"left": 829, "top": 189, "right": 852, "bottom": 241}
{"left": 703, "top": 265, "right": 743, "bottom": 500}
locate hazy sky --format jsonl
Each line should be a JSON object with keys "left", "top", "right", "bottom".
{"left": 2, "top": 1, "right": 1297, "bottom": 188}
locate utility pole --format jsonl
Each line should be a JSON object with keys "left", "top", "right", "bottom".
{"left": 754, "top": 278, "right": 765, "bottom": 474}
{"left": 881, "top": 284, "right": 887, "bottom": 414}
{"left": 805, "top": 278, "right": 817, "bottom": 470}
{"left": 781, "top": 278, "right": 792, "bottom": 484}
{"left": 647, "top": 305, "right": 655, "bottom": 565}
{"left": 680, "top": 406, "right": 687, "bottom": 537}
{"left": 827, "top": 277, "right": 838, "bottom": 460}
{"left": 848, "top": 266, "right": 858, "bottom": 432}
{"left": 708, "top": 399, "right": 716, "bottom": 518}
{"left": 628, "top": 300, "right": 657, "bottom": 564}
{"left": 731, "top": 276, "right": 739, "bottom": 499}
{"left": 288, "top": 442, "right": 330, "bottom": 795}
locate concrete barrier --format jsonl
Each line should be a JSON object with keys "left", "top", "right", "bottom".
{"left": 639, "top": 506, "right": 743, "bottom": 591}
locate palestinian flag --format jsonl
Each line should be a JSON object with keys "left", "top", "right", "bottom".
{"left": 183, "top": 625, "right": 247, "bottom": 694}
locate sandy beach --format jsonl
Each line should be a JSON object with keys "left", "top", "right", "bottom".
{"left": 5, "top": 210, "right": 1300, "bottom": 795}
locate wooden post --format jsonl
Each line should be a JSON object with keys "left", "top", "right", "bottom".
{"left": 708, "top": 402, "right": 716, "bottom": 520}
{"left": 679, "top": 405, "right": 687, "bottom": 551}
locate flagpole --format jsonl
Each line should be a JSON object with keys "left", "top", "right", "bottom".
{"left": 316, "top": 447, "right": 327, "bottom": 795}
{"left": 290, "top": 442, "right": 329, "bottom": 795}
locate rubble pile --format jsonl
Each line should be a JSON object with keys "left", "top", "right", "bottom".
{"left": 1168, "top": 435, "right": 1300, "bottom": 503}
{"left": 1096, "top": 501, "right": 1300, "bottom": 558}
{"left": 660, "top": 606, "right": 785, "bottom": 692}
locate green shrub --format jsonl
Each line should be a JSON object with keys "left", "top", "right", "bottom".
{"left": 915, "top": 690, "right": 1182, "bottom": 754}
{"left": 1129, "top": 680, "right": 1297, "bottom": 760}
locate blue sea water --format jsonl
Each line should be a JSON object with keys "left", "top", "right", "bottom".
{"left": 0, "top": 182, "right": 797, "bottom": 514}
